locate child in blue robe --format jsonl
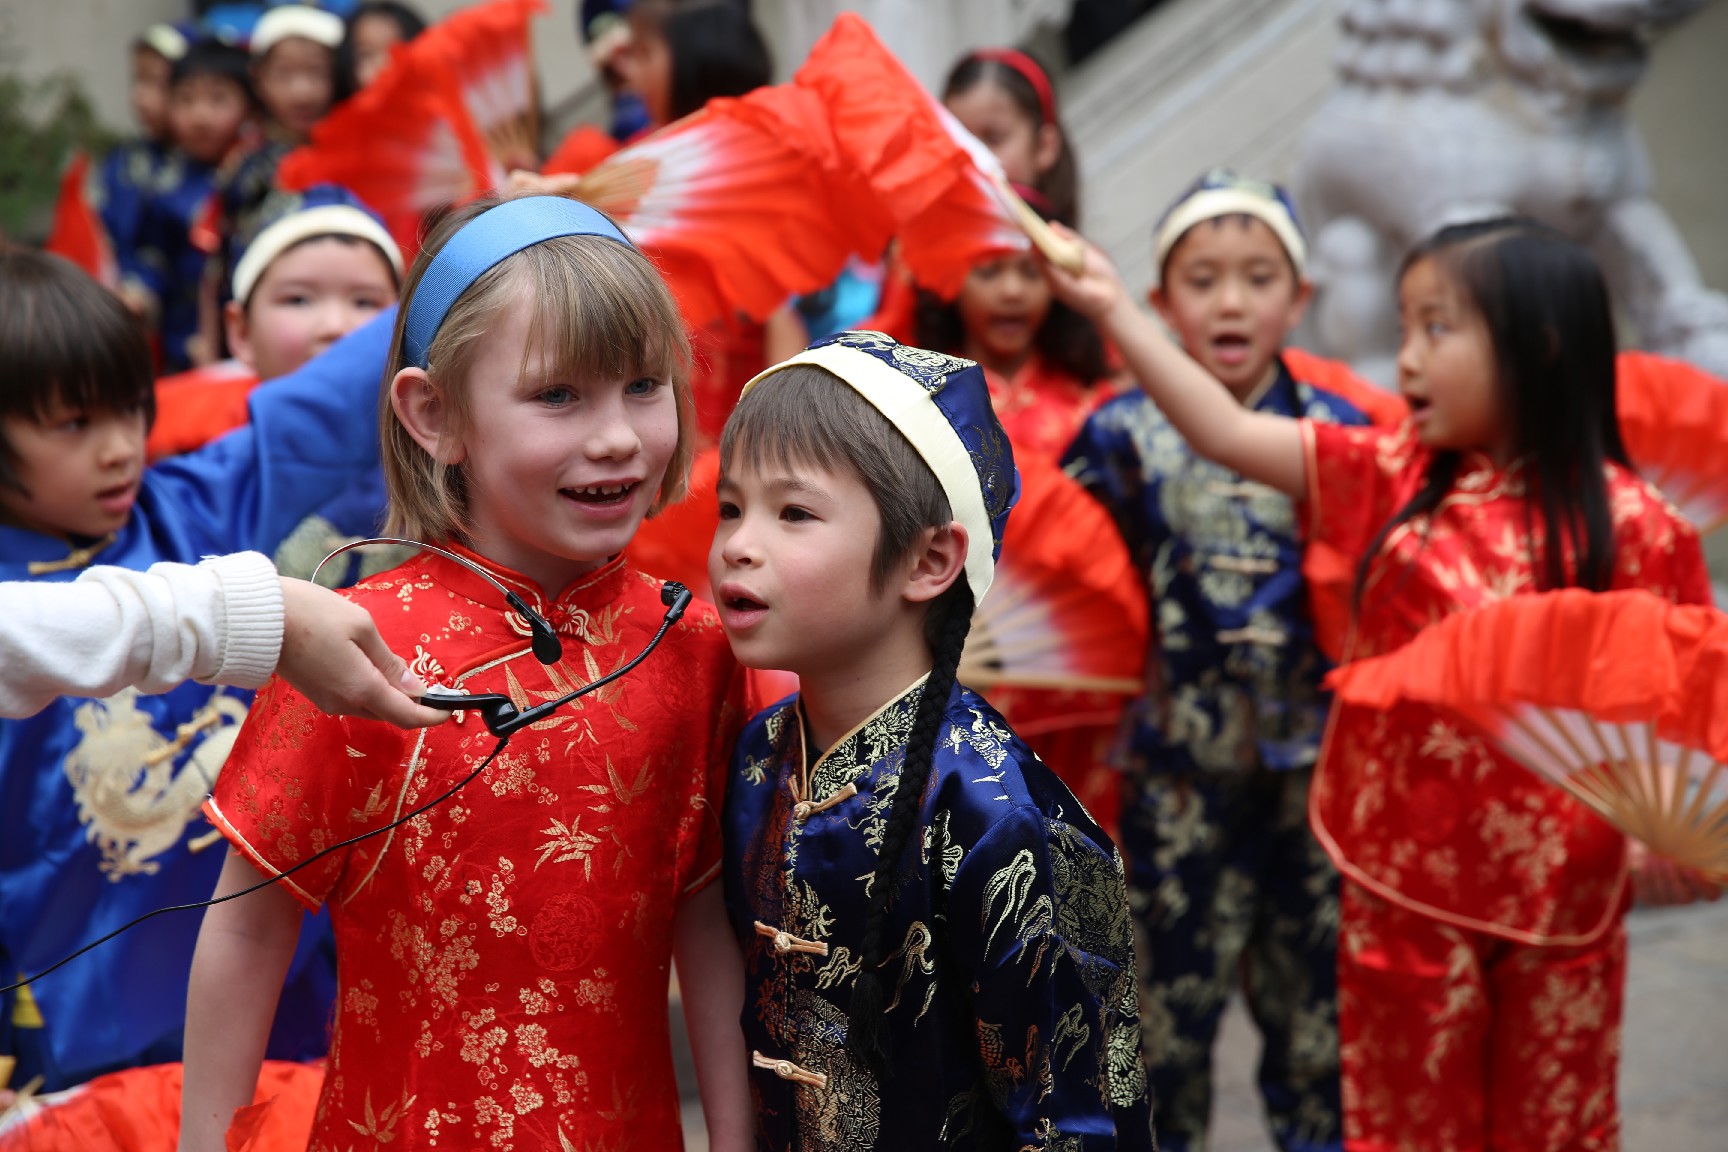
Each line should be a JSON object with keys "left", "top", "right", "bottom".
{"left": 0, "top": 248, "right": 392, "bottom": 1091}
{"left": 1060, "top": 172, "right": 1371, "bottom": 1152}
{"left": 715, "top": 331, "right": 1154, "bottom": 1150}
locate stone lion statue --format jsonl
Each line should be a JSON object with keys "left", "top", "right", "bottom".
{"left": 1295, "top": 0, "right": 1728, "bottom": 382}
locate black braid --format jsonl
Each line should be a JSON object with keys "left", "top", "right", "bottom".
{"left": 846, "top": 583, "right": 975, "bottom": 1072}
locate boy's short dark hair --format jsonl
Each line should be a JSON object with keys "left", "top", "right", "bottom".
{"left": 0, "top": 249, "right": 155, "bottom": 490}
{"left": 171, "top": 38, "right": 257, "bottom": 105}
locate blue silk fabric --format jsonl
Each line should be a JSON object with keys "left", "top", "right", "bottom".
{"left": 1059, "top": 358, "right": 1371, "bottom": 775}
{"left": 0, "top": 313, "right": 395, "bottom": 1089}
{"left": 93, "top": 139, "right": 171, "bottom": 296}
{"left": 126, "top": 149, "right": 218, "bottom": 372}
{"left": 722, "top": 679, "right": 1155, "bottom": 1150}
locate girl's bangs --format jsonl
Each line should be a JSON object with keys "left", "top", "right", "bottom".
{"left": 514, "top": 237, "right": 685, "bottom": 391}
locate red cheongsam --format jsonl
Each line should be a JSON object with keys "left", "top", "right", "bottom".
{"left": 983, "top": 355, "right": 1115, "bottom": 464}
{"left": 206, "top": 546, "right": 744, "bottom": 1152}
{"left": 1301, "top": 420, "right": 1710, "bottom": 1151}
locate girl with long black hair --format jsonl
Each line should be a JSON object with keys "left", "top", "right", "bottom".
{"left": 1044, "top": 216, "right": 1712, "bottom": 1151}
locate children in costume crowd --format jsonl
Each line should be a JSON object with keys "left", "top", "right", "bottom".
{"left": 129, "top": 38, "right": 254, "bottom": 371}
{"left": 181, "top": 195, "right": 750, "bottom": 1152}
{"left": 148, "top": 187, "right": 403, "bottom": 460}
{"left": 0, "top": 246, "right": 397, "bottom": 1092}
{"left": 914, "top": 185, "right": 1113, "bottom": 460}
{"left": 1062, "top": 171, "right": 1367, "bottom": 1152}
{"left": 714, "top": 332, "right": 1153, "bottom": 1149}
{"left": 334, "top": 0, "right": 426, "bottom": 101}
{"left": 1045, "top": 216, "right": 1710, "bottom": 1151}
{"left": 204, "top": 4, "right": 345, "bottom": 351}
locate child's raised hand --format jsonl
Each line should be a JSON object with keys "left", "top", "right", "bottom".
{"left": 1037, "top": 222, "right": 1130, "bottom": 323}
{"left": 277, "top": 578, "right": 450, "bottom": 728}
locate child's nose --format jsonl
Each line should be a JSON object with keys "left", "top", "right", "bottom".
{"left": 584, "top": 399, "right": 644, "bottom": 459}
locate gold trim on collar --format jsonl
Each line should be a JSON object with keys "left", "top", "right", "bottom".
{"left": 794, "top": 673, "right": 931, "bottom": 802}
{"left": 26, "top": 533, "right": 117, "bottom": 575}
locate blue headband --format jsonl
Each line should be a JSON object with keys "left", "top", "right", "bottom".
{"left": 402, "top": 197, "right": 635, "bottom": 369}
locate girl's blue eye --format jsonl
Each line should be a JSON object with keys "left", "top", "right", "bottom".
{"left": 626, "top": 377, "right": 660, "bottom": 397}
{"left": 541, "top": 387, "right": 574, "bottom": 406}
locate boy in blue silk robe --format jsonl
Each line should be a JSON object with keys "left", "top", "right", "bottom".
{"left": 1061, "top": 172, "right": 1370, "bottom": 1152}
{"left": 715, "top": 332, "right": 1154, "bottom": 1150}
{"left": 0, "top": 250, "right": 393, "bottom": 1091}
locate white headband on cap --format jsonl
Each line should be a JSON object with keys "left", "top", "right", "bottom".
{"left": 250, "top": 5, "right": 345, "bottom": 55}
{"left": 1153, "top": 188, "right": 1308, "bottom": 284}
{"left": 741, "top": 343, "right": 999, "bottom": 600}
{"left": 232, "top": 204, "right": 404, "bottom": 305}
{"left": 142, "top": 24, "right": 189, "bottom": 62}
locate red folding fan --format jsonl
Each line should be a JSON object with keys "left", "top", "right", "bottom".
{"left": 1617, "top": 351, "right": 1728, "bottom": 537}
{"left": 44, "top": 152, "right": 117, "bottom": 289}
{"left": 410, "top": 0, "right": 547, "bottom": 172}
{"left": 627, "top": 447, "right": 719, "bottom": 603}
{"left": 559, "top": 85, "right": 891, "bottom": 329}
{"left": 961, "top": 452, "right": 1148, "bottom": 694}
{"left": 1327, "top": 589, "right": 1728, "bottom": 881}
{"left": 541, "top": 123, "right": 620, "bottom": 178}
{"left": 277, "top": 46, "right": 495, "bottom": 261}
{"left": 792, "top": 13, "right": 1081, "bottom": 299}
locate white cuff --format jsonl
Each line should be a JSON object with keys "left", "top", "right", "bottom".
{"left": 202, "top": 552, "right": 284, "bottom": 688}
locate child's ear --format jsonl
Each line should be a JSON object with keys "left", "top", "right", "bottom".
{"left": 901, "top": 522, "right": 969, "bottom": 606}
{"left": 390, "top": 367, "right": 466, "bottom": 465}
{"left": 224, "top": 299, "right": 254, "bottom": 371}
{"left": 1033, "top": 122, "right": 1061, "bottom": 178}
{"left": 1148, "top": 284, "right": 1176, "bottom": 330}
{"left": 1285, "top": 278, "right": 1316, "bottom": 334}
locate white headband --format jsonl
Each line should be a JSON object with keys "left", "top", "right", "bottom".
{"left": 1153, "top": 188, "right": 1308, "bottom": 283}
{"left": 142, "top": 24, "right": 189, "bottom": 62}
{"left": 741, "top": 343, "right": 999, "bottom": 599}
{"left": 250, "top": 5, "right": 345, "bottom": 56}
{"left": 232, "top": 205, "right": 404, "bottom": 305}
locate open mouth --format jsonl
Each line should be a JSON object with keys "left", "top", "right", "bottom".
{"left": 1210, "top": 334, "right": 1253, "bottom": 363}
{"left": 561, "top": 481, "right": 638, "bottom": 506}
{"left": 1527, "top": 7, "right": 1644, "bottom": 65}
{"left": 725, "top": 593, "right": 767, "bottom": 613}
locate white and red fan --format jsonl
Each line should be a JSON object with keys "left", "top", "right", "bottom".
{"left": 961, "top": 452, "right": 1148, "bottom": 694}
{"left": 560, "top": 85, "right": 890, "bottom": 329}
{"left": 411, "top": 0, "right": 547, "bottom": 173}
{"left": 1327, "top": 588, "right": 1728, "bottom": 881}
{"left": 277, "top": 60, "right": 494, "bottom": 261}
{"left": 1617, "top": 351, "right": 1728, "bottom": 537}
{"left": 792, "top": 13, "right": 1081, "bottom": 299}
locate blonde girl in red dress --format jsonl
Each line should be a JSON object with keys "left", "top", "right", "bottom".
{"left": 178, "top": 195, "right": 751, "bottom": 1152}
{"left": 1045, "top": 216, "right": 1711, "bottom": 1152}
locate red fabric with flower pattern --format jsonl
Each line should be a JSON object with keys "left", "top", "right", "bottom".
{"left": 204, "top": 546, "right": 743, "bottom": 1151}
{"left": 1300, "top": 420, "right": 1711, "bottom": 945}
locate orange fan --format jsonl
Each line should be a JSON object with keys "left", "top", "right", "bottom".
{"left": 1327, "top": 589, "right": 1728, "bottom": 880}
{"left": 44, "top": 152, "right": 117, "bottom": 289}
{"left": 563, "top": 85, "right": 890, "bottom": 328}
{"left": 411, "top": 0, "right": 547, "bottom": 172}
{"left": 961, "top": 452, "right": 1148, "bottom": 693}
{"left": 1616, "top": 351, "right": 1728, "bottom": 536}
{"left": 277, "top": 49, "right": 495, "bottom": 261}
{"left": 628, "top": 447, "right": 719, "bottom": 602}
{"left": 792, "top": 13, "right": 1080, "bottom": 299}
{"left": 0, "top": 1060, "right": 320, "bottom": 1152}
